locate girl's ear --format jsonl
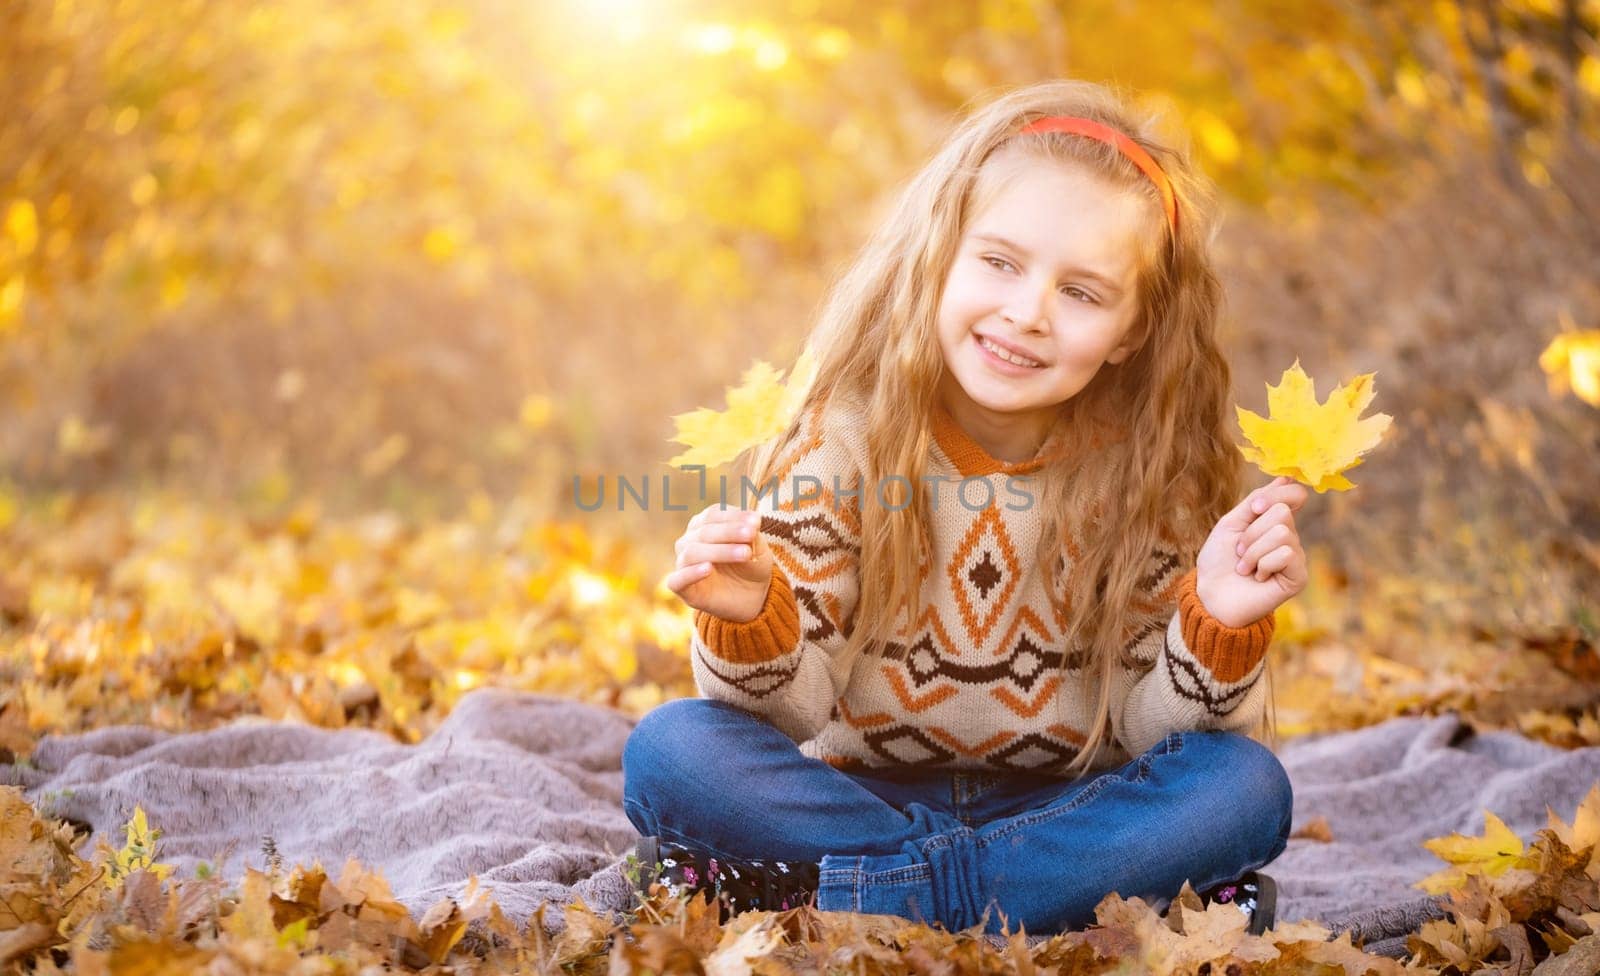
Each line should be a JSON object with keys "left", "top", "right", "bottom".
{"left": 1105, "top": 310, "right": 1149, "bottom": 365}
{"left": 1105, "top": 334, "right": 1140, "bottom": 365}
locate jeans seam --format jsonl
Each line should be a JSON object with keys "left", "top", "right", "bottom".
{"left": 622, "top": 798, "right": 655, "bottom": 836}
{"left": 626, "top": 805, "right": 754, "bottom": 864}
{"left": 980, "top": 773, "right": 1118, "bottom": 846}
{"left": 978, "top": 735, "right": 1183, "bottom": 848}
{"left": 819, "top": 861, "right": 870, "bottom": 912}
{"left": 856, "top": 865, "right": 929, "bottom": 884}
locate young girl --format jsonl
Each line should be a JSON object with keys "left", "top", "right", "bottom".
{"left": 623, "top": 79, "right": 1308, "bottom": 937}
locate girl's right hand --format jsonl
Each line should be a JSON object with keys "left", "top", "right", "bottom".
{"left": 665, "top": 505, "right": 774, "bottom": 623}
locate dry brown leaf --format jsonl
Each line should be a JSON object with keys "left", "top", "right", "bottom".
{"left": 1292, "top": 814, "right": 1336, "bottom": 843}
{"left": 0, "top": 923, "right": 56, "bottom": 966}
{"left": 1533, "top": 931, "right": 1600, "bottom": 976}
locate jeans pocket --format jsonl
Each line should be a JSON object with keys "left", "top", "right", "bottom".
{"left": 1130, "top": 732, "right": 1185, "bottom": 784}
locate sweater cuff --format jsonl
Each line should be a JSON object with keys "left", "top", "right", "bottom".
{"left": 693, "top": 565, "right": 802, "bottom": 665}
{"left": 1176, "top": 568, "right": 1274, "bottom": 683}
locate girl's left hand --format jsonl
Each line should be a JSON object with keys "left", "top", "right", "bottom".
{"left": 1195, "top": 475, "right": 1310, "bottom": 628}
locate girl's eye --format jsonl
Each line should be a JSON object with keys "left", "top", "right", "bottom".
{"left": 1060, "top": 286, "right": 1098, "bottom": 305}
{"left": 981, "top": 255, "right": 1016, "bottom": 273}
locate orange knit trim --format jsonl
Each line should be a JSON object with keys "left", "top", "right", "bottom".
{"left": 931, "top": 401, "right": 1068, "bottom": 477}
{"left": 1175, "top": 568, "right": 1274, "bottom": 683}
{"left": 693, "top": 565, "right": 802, "bottom": 665}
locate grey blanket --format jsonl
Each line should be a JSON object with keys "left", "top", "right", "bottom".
{"left": 5, "top": 689, "right": 1595, "bottom": 957}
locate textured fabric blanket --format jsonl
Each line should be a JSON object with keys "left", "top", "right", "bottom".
{"left": 5, "top": 688, "right": 1597, "bottom": 957}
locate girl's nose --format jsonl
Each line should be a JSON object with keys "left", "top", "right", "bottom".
{"left": 1001, "top": 278, "right": 1053, "bottom": 332}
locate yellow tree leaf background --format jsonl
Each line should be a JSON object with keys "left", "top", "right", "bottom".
{"left": 1539, "top": 317, "right": 1600, "bottom": 408}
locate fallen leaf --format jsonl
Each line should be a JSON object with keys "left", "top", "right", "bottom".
{"left": 1418, "top": 810, "right": 1533, "bottom": 894}
{"left": 1547, "top": 784, "right": 1600, "bottom": 855}
{"left": 704, "top": 917, "right": 784, "bottom": 976}
{"left": 1291, "top": 814, "right": 1335, "bottom": 843}
{"left": 0, "top": 923, "right": 55, "bottom": 966}
{"left": 102, "top": 806, "right": 174, "bottom": 888}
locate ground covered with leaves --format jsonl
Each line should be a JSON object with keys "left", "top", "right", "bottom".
{"left": 2, "top": 488, "right": 1599, "bottom": 973}
{"left": 5, "top": 782, "right": 1600, "bottom": 974}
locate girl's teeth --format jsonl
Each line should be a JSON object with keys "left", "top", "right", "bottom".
{"left": 980, "top": 336, "right": 1040, "bottom": 367}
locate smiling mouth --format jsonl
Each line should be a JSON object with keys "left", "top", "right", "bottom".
{"left": 977, "top": 335, "right": 1044, "bottom": 368}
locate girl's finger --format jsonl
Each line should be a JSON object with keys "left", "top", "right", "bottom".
{"left": 1222, "top": 477, "right": 1304, "bottom": 531}
{"left": 704, "top": 508, "right": 761, "bottom": 531}
{"left": 1234, "top": 503, "right": 1293, "bottom": 556}
{"left": 678, "top": 541, "right": 754, "bottom": 567}
{"left": 663, "top": 562, "right": 713, "bottom": 597}
{"left": 689, "top": 504, "right": 750, "bottom": 528}
{"left": 1238, "top": 521, "right": 1295, "bottom": 570}
{"left": 1243, "top": 480, "right": 1310, "bottom": 518}
{"left": 1255, "top": 544, "right": 1295, "bottom": 582}
{"left": 694, "top": 519, "right": 759, "bottom": 544}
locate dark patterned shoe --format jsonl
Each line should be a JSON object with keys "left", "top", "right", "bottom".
{"left": 631, "top": 836, "right": 819, "bottom": 921}
{"left": 1198, "top": 871, "right": 1277, "bottom": 935}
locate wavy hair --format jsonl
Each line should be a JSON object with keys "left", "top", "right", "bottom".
{"left": 745, "top": 79, "right": 1274, "bottom": 777}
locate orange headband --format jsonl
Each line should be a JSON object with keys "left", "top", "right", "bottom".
{"left": 1018, "top": 116, "right": 1178, "bottom": 234}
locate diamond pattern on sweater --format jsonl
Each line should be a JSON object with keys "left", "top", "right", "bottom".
{"left": 927, "top": 726, "right": 1018, "bottom": 758}
{"left": 988, "top": 732, "right": 1083, "bottom": 771}
{"left": 863, "top": 724, "right": 956, "bottom": 765}
{"left": 764, "top": 510, "right": 857, "bottom": 585}
{"left": 793, "top": 586, "right": 838, "bottom": 643}
{"left": 947, "top": 506, "right": 1021, "bottom": 648}
{"left": 893, "top": 627, "right": 1070, "bottom": 693}
{"left": 1163, "top": 643, "right": 1260, "bottom": 716}
{"left": 696, "top": 654, "right": 800, "bottom": 699}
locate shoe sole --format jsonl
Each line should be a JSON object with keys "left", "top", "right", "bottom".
{"left": 1249, "top": 873, "right": 1278, "bottom": 936}
{"left": 633, "top": 836, "right": 662, "bottom": 892}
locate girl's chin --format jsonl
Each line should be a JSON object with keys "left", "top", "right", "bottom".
{"left": 957, "top": 369, "right": 1043, "bottom": 403}
{"left": 957, "top": 385, "right": 1048, "bottom": 416}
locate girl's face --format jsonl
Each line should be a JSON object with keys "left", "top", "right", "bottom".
{"left": 935, "top": 152, "right": 1158, "bottom": 457}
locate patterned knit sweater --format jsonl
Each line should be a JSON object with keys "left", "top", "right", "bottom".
{"left": 689, "top": 395, "right": 1275, "bottom": 775}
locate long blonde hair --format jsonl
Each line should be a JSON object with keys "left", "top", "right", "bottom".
{"left": 746, "top": 79, "right": 1274, "bottom": 777}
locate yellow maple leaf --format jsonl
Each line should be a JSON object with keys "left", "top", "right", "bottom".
{"left": 667, "top": 347, "right": 816, "bottom": 469}
{"left": 1415, "top": 810, "right": 1534, "bottom": 894}
{"left": 1539, "top": 316, "right": 1600, "bottom": 408}
{"left": 1236, "top": 360, "right": 1392, "bottom": 492}
{"left": 1546, "top": 782, "right": 1600, "bottom": 855}
{"left": 104, "top": 805, "right": 175, "bottom": 887}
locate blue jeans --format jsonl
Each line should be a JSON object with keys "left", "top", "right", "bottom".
{"left": 621, "top": 697, "right": 1293, "bottom": 935}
